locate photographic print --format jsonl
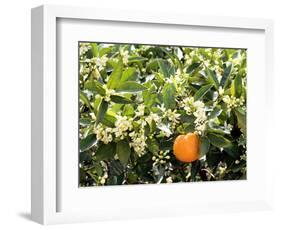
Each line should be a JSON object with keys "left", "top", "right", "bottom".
{"left": 79, "top": 42, "right": 247, "bottom": 187}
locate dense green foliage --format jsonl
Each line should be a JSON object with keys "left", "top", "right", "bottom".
{"left": 79, "top": 42, "right": 247, "bottom": 186}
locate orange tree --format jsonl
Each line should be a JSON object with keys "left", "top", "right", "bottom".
{"left": 79, "top": 42, "right": 247, "bottom": 186}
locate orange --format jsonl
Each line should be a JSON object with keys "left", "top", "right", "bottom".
{"left": 173, "top": 133, "right": 200, "bottom": 163}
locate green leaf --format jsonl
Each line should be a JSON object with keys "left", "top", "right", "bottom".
{"left": 224, "top": 144, "right": 240, "bottom": 159}
{"left": 128, "top": 56, "right": 148, "bottom": 63}
{"left": 91, "top": 43, "right": 99, "bottom": 57}
{"left": 191, "top": 160, "right": 200, "bottom": 181}
{"left": 107, "top": 59, "right": 123, "bottom": 89}
{"left": 186, "top": 62, "right": 201, "bottom": 74}
{"left": 115, "top": 81, "right": 147, "bottom": 93}
{"left": 80, "top": 134, "right": 96, "bottom": 152}
{"left": 231, "top": 75, "right": 243, "bottom": 97}
{"left": 220, "top": 63, "right": 232, "bottom": 87}
{"left": 80, "top": 91, "right": 92, "bottom": 111}
{"left": 99, "top": 47, "right": 111, "bottom": 57}
{"left": 194, "top": 84, "right": 213, "bottom": 101}
{"left": 109, "top": 160, "right": 124, "bottom": 176}
{"left": 234, "top": 108, "right": 246, "bottom": 134}
{"left": 121, "top": 67, "right": 137, "bottom": 82}
{"left": 162, "top": 83, "right": 176, "bottom": 109}
{"left": 95, "top": 99, "right": 108, "bottom": 125}
{"left": 122, "top": 104, "right": 135, "bottom": 116}
{"left": 116, "top": 140, "right": 131, "bottom": 165}
{"left": 110, "top": 95, "right": 133, "bottom": 104}
{"left": 207, "top": 133, "right": 232, "bottom": 148}
{"left": 157, "top": 59, "right": 169, "bottom": 78}
{"left": 200, "top": 136, "right": 210, "bottom": 157}
{"left": 146, "top": 138, "right": 160, "bottom": 154}
{"left": 209, "top": 106, "right": 223, "bottom": 119}
{"left": 206, "top": 68, "right": 219, "bottom": 90}
{"left": 101, "top": 113, "right": 116, "bottom": 128}
{"left": 84, "top": 80, "right": 106, "bottom": 96}
{"left": 80, "top": 118, "right": 92, "bottom": 126}
{"left": 95, "top": 143, "right": 116, "bottom": 161}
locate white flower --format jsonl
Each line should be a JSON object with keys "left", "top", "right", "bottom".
{"left": 113, "top": 115, "right": 133, "bottom": 140}
{"left": 120, "top": 49, "right": 129, "bottom": 65}
{"left": 135, "top": 104, "right": 145, "bottom": 117}
{"left": 166, "top": 177, "right": 173, "bottom": 183}
{"left": 165, "top": 109, "right": 181, "bottom": 130}
{"left": 93, "top": 55, "right": 108, "bottom": 71}
{"left": 90, "top": 112, "right": 96, "bottom": 120}
{"left": 218, "top": 86, "right": 224, "bottom": 96}
{"left": 129, "top": 130, "right": 147, "bottom": 156}
{"left": 79, "top": 43, "right": 91, "bottom": 57}
{"left": 158, "top": 124, "right": 172, "bottom": 137}
{"left": 145, "top": 112, "right": 161, "bottom": 125}
{"left": 94, "top": 124, "right": 113, "bottom": 144}
{"left": 222, "top": 95, "right": 245, "bottom": 111}
{"left": 181, "top": 96, "right": 207, "bottom": 135}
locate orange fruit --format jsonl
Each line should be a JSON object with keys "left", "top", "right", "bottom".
{"left": 173, "top": 133, "right": 200, "bottom": 163}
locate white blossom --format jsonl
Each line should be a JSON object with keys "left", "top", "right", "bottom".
{"left": 166, "top": 177, "right": 173, "bottom": 183}
{"left": 93, "top": 55, "right": 108, "bottom": 71}
{"left": 222, "top": 95, "right": 245, "bottom": 111}
{"left": 113, "top": 115, "right": 133, "bottom": 139}
{"left": 129, "top": 130, "right": 147, "bottom": 156}
{"left": 94, "top": 124, "right": 113, "bottom": 144}
{"left": 145, "top": 112, "right": 161, "bottom": 125}
{"left": 135, "top": 104, "right": 145, "bottom": 117}
{"left": 120, "top": 49, "right": 129, "bottom": 65}
{"left": 102, "top": 85, "right": 115, "bottom": 102}
{"left": 181, "top": 96, "right": 207, "bottom": 135}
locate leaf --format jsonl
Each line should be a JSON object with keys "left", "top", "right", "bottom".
{"left": 206, "top": 68, "right": 219, "bottom": 90}
{"left": 146, "top": 138, "right": 160, "bottom": 154}
{"left": 209, "top": 107, "right": 223, "bottom": 119}
{"left": 191, "top": 160, "right": 200, "bottom": 181}
{"left": 109, "top": 160, "right": 124, "bottom": 176}
{"left": 122, "top": 104, "right": 135, "bottom": 116}
{"left": 207, "top": 133, "right": 232, "bottom": 148}
{"left": 116, "top": 140, "right": 131, "bottom": 165}
{"left": 107, "top": 59, "right": 123, "bottom": 89}
{"left": 162, "top": 83, "right": 176, "bottom": 109}
{"left": 160, "top": 47, "right": 183, "bottom": 71}
{"left": 80, "top": 91, "right": 92, "bottom": 111}
{"left": 110, "top": 95, "right": 133, "bottom": 104}
{"left": 200, "top": 136, "right": 210, "bottom": 157}
{"left": 115, "top": 81, "right": 147, "bottom": 93}
{"left": 95, "top": 143, "right": 116, "bottom": 161}
{"left": 80, "top": 134, "right": 96, "bottom": 152}
{"left": 121, "top": 67, "right": 137, "bottom": 82}
{"left": 128, "top": 56, "right": 148, "bottom": 63}
{"left": 80, "top": 118, "right": 92, "bottom": 126}
{"left": 84, "top": 80, "right": 106, "bottom": 96}
{"left": 186, "top": 62, "right": 201, "bottom": 74}
{"left": 91, "top": 43, "right": 99, "bottom": 57}
{"left": 157, "top": 59, "right": 169, "bottom": 78}
{"left": 194, "top": 84, "right": 213, "bottom": 101}
{"left": 220, "top": 63, "right": 232, "bottom": 87}
{"left": 224, "top": 144, "right": 240, "bottom": 159}
{"left": 231, "top": 75, "right": 243, "bottom": 97}
{"left": 95, "top": 99, "right": 108, "bottom": 125}
{"left": 101, "top": 113, "right": 116, "bottom": 128}
{"left": 99, "top": 47, "right": 111, "bottom": 57}
{"left": 234, "top": 108, "right": 246, "bottom": 134}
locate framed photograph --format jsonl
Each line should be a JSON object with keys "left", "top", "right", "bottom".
{"left": 31, "top": 5, "right": 274, "bottom": 225}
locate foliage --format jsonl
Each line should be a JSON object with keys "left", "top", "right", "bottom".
{"left": 79, "top": 42, "right": 247, "bottom": 186}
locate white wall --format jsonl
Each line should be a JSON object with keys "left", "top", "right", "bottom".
{"left": 0, "top": 0, "right": 280, "bottom": 229}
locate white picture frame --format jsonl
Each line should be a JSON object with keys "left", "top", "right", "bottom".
{"left": 31, "top": 4, "right": 274, "bottom": 225}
